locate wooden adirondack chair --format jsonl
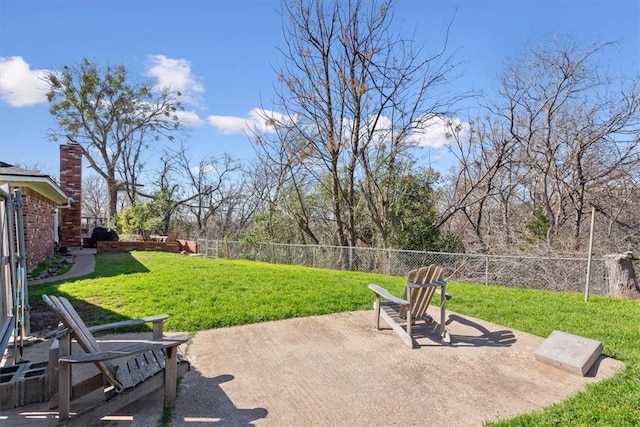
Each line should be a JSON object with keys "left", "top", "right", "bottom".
{"left": 166, "top": 230, "right": 177, "bottom": 242}
{"left": 368, "top": 265, "right": 451, "bottom": 348}
{"left": 42, "top": 294, "right": 189, "bottom": 425}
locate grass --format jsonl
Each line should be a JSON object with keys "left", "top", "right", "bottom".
{"left": 29, "top": 251, "right": 404, "bottom": 331}
{"left": 29, "top": 251, "right": 640, "bottom": 426}
{"left": 448, "top": 284, "right": 640, "bottom": 426}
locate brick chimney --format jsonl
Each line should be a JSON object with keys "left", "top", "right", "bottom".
{"left": 59, "top": 143, "right": 82, "bottom": 248}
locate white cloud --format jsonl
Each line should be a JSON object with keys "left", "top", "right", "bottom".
{"left": 207, "top": 114, "right": 249, "bottom": 134}
{"left": 174, "top": 110, "right": 202, "bottom": 126}
{"left": 146, "top": 55, "right": 204, "bottom": 103}
{"left": 205, "top": 109, "right": 468, "bottom": 150}
{"left": 190, "top": 164, "right": 218, "bottom": 175}
{"left": 355, "top": 114, "right": 468, "bottom": 149}
{"left": 0, "top": 56, "right": 50, "bottom": 107}
{"left": 207, "top": 108, "right": 291, "bottom": 135}
{"left": 410, "top": 116, "right": 470, "bottom": 148}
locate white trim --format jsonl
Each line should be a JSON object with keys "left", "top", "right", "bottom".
{"left": 0, "top": 175, "right": 69, "bottom": 205}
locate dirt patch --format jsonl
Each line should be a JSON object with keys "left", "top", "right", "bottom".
{"left": 28, "top": 302, "right": 60, "bottom": 338}
{"left": 28, "top": 253, "right": 74, "bottom": 281}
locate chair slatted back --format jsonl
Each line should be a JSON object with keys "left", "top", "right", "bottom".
{"left": 43, "top": 295, "right": 122, "bottom": 390}
{"left": 399, "top": 265, "right": 444, "bottom": 319}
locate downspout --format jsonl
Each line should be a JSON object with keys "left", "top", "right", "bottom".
{"left": 53, "top": 208, "right": 59, "bottom": 246}
{"left": 13, "top": 189, "right": 29, "bottom": 351}
{"left": 0, "top": 187, "right": 16, "bottom": 325}
{"left": 56, "top": 197, "right": 74, "bottom": 250}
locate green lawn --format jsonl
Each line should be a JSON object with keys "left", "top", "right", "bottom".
{"left": 30, "top": 251, "right": 640, "bottom": 426}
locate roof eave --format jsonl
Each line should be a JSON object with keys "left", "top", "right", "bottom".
{"left": 0, "top": 175, "right": 70, "bottom": 205}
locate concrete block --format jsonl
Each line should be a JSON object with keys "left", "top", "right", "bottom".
{"left": 534, "top": 330, "right": 602, "bottom": 376}
{"left": 0, "top": 361, "right": 49, "bottom": 409}
{"left": 19, "top": 361, "right": 49, "bottom": 405}
{"left": 1, "top": 364, "right": 26, "bottom": 409}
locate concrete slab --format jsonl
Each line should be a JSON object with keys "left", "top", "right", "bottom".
{"left": 0, "top": 310, "right": 625, "bottom": 427}
{"left": 29, "top": 248, "right": 96, "bottom": 286}
{"left": 534, "top": 330, "right": 603, "bottom": 376}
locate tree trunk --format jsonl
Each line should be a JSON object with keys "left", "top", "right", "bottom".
{"left": 604, "top": 252, "right": 640, "bottom": 299}
{"left": 107, "top": 178, "right": 119, "bottom": 224}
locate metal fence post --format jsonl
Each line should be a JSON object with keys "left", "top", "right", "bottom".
{"left": 485, "top": 255, "right": 489, "bottom": 285}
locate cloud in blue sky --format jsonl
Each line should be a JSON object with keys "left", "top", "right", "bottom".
{"left": 411, "top": 116, "right": 470, "bottom": 149}
{"left": 207, "top": 108, "right": 288, "bottom": 135}
{"left": 174, "top": 110, "right": 203, "bottom": 126}
{"left": 0, "top": 55, "right": 207, "bottom": 126}
{"left": 0, "top": 56, "right": 50, "bottom": 107}
{"left": 207, "top": 107, "right": 465, "bottom": 149}
{"left": 146, "top": 54, "right": 204, "bottom": 103}
{"left": 354, "top": 115, "right": 467, "bottom": 149}
{"left": 0, "top": 55, "right": 465, "bottom": 148}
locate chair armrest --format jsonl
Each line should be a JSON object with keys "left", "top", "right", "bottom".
{"left": 87, "top": 314, "right": 169, "bottom": 333}
{"left": 434, "top": 279, "right": 452, "bottom": 300}
{"left": 368, "top": 284, "right": 408, "bottom": 306}
{"left": 406, "top": 280, "right": 452, "bottom": 300}
{"left": 435, "top": 288, "right": 452, "bottom": 301}
{"left": 59, "top": 336, "right": 187, "bottom": 364}
{"left": 407, "top": 279, "right": 447, "bottom": 288}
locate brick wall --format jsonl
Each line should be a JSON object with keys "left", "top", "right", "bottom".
{"left": 178, "top": 239, "right": 197, "bottom": 253}
{"left": 97, "top": 241, "right": 181, "bottom": 254}
{"left": 59, "top": 143, "right": 82, "bottom": 248}
{"left": 21, "top": 188, "right": 56, "bottom": 269}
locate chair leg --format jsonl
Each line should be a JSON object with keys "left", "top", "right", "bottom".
{"left": 59, "top": 361, "right": 71, "bottom": 420}
{"left": 373, "top": 297, "right": 381, "bottom": 330}
{"left": 48, "top": 338, "right": 60, "bottom": 402}
{"left": 163, "top": 346, "right": 178, "bottom": 408}
{"left": 439, "top": 283, "right": 447, "bottom": 339}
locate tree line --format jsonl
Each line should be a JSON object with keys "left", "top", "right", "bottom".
{"left": 47, "top": 0, "right": 639, "bottom": 258}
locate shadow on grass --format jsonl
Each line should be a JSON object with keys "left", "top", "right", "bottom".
{"left": 28, "top": 252, "right": 152, "bottom": 334}
{"left": 30, "top": 292, "right": 159, "bottom": 336}
{"left": 92, "top": 251, "right": 150, "bottom": 278}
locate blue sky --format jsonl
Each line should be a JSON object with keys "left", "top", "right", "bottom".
{"left": 1, "top": 0, "right": 638, "bottom": 178}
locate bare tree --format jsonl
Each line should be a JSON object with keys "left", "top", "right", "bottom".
{"left": 46, "top": 58, "right": 183, "bottom": 220}
{"left": 256, "top": 0, "right": 461, "bottom": 251}
{"left": 437, "top": 118, "right": 518, "bottom": 251}
{"left": 442, "top": 37, "right": 640, "bottom": 255}
{"left": 252, "top": 124, "right": 322, "bottom": 244}
{"left": 81, "top": 173, "right": 108, "bottom": 221}
{"left": 495, "top": 38, "right": 640, "bottom": 250}
{"left": 171, "top": 148, "right": 243, "bottom": 239}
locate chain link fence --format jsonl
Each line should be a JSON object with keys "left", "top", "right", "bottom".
{"left": 197, "top": 240, "right": 609, "bottom": 295}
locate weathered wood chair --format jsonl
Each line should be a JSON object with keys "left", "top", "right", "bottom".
{"left": 42, "top": 294, "right": 189, "bottom": 425}
{"left": 166, "top": 230, "right": 177, "bottom": 242}
{"left": 368, "top": 265, "right": 451, "bottom": 348}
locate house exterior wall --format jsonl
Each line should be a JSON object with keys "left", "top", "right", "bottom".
{"left": 21, "top": 187, "right": 57, "bottom": 269}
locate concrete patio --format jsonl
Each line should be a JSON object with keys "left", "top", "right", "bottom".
{"left": 0, "top": 307, "right": 624, "bottom": 426}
